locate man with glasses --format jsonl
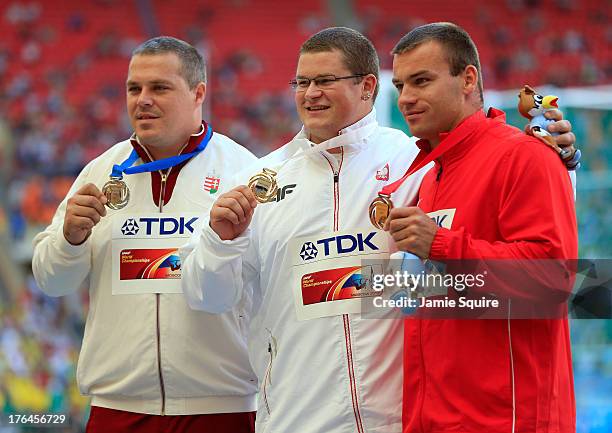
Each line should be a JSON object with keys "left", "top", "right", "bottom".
{"left": 181, "top": 27, "right": 577, "bottom": 433}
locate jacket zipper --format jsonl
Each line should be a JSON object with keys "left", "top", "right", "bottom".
{"left": 416, "top": 161, "right": 444, "bottom": 431}
{"left": 262, "top": 342, "right": 273, "bottom": 415}
{"left": 323, "top": 149, "right": 365, "bottom": 433}
{"left": 138, "top": 142, "right": 188, "bottom": 416}
{"left": 432, "top": 162, "right": 443, "bottom": 207}
{"left": 156, "top": 169, "right": 169, "bottom": 415}
{"left": 159, "top": 170, "right": 170, "bottom": 212}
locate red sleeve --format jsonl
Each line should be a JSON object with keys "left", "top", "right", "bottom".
{"left": 429, "top": 141, "right": 578, "bottom": 302}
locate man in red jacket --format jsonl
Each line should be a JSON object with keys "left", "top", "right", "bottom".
{"left": 385, "top": 23, "right": 578, "bottom": 433}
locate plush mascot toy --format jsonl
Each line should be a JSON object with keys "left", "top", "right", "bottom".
{"left": 518, "top": 85, "right": 581, "bottom": 169}
{"left": 517, "top": 85, "right": 565, "bottom": 152}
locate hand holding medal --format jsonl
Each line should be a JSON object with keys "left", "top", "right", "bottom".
{"left": 209, "top": 185, "right": 258, "bottom": 241}
{"left": 63, "top": 183, "right": 108, "bottom": 245}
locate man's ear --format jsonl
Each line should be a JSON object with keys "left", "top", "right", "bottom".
{"left": 362, "top": 74, "right": 377, "bottom": 99}
{"left": 463, "top": 65, "right": 478, "bottom": 96}
{"left": 194, "top": 82, "right": 206, "bottom": 105}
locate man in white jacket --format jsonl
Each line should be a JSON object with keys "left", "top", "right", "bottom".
{"left": 180, "top": 27, "right": 431, "bottom": 433}
{"left": 180, "top": 27, "right": 578, "bottom": 433}
{"left": 32, "top": 37, "right": 257, "bottom": 433}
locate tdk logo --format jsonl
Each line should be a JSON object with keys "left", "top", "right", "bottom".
{"left": 275, "top": 184, "right": 296, "bottom": 202}
{"left": 300, "top": 242, "right": 318, "bottom": 260}
{"left": 122, "top": 217, "right": 198, "bottom": 236}
{"left": 121, "top": 219, "right": 139, "bottom": 235}
{"left": 300, "top": 232, "right": 379, "bottom": 261}
{"left": 431, "top": 214, "right": 448, "bottom": 228}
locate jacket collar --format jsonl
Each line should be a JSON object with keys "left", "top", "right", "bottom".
{"left": 292, "top": 108, "right": 379, "bottom": 155}
{"left": 415, "top": 108, "right": 506, "bottom": 164}
{"left": 130, "top": 122, "right": 209, "bottom": 164}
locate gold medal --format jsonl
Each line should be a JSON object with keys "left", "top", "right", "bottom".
{"left": 248, "top": 168, "right": 278, "bottom": 203}
{"left": 369, "top": 194, "right": 394, "bottom": 229}
{"left": 102, "top": 177, "right": 130, "bottom": 210}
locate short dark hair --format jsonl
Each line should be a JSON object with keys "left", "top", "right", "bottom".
{"left": 392, "top": 22, "right": 483, "bottom": 102}
{"left": 300, "top": 27, "right": 380, "bottom": 100}
{"left": 132, "top": 36, "right": 206, "bottom": 88}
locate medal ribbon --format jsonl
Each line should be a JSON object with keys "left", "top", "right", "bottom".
{"left": 109, "top": 125, "right": 213, "bottom": 178}
{"left": 378, "top": 112, "right": 482, "bottom": 197}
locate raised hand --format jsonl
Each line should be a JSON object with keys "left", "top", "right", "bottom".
{"left": 209, "top": 185, "right": 258, "bottom": 241}
{"left": 63, "top": 183, "right": 108, "bottom": 245}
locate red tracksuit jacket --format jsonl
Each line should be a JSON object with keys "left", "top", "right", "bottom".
{"left": 403, "top": 109, "right": 578, "bottom": 433}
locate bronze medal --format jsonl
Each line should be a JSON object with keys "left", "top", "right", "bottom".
{"left": 102, "top": 177, "right": 130, "bottom": 210}
{"left": 369, "top": 194, "right": 394, "bottom": 229}
{"left": 248, "top": 168, "right": 278, "bottom": 203}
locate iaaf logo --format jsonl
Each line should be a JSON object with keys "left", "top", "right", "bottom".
{"left": 121, "top": 216, "right": 198, "bottom": 236}
{"left": 275, "top": 184, "right": 296, "bottom": 202}
{"left": 299, "top": 232, "right": 379, "bottom": 261}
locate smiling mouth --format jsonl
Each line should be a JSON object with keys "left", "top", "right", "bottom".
{"left": 404, "top": 110, "right": 425, "bottom": 119}
{"left": 305, "top": 106, "right": 329, "bottom": 112}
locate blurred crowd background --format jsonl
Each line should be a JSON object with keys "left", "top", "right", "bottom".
{"left": 0, "top": 0, "right": 610, "bottom": 431}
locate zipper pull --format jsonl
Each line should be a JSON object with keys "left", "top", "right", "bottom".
{"left": 159, "top": 171, "right": 169, "bottom": 212}
{"left": 334, "top": 173, "right": 339, "bottom": 183}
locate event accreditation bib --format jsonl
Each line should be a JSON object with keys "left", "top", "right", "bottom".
{"left": 111, "top": 213, "right": 202, "bottom": 295}
{"left": 289, "top": 228, "right": 390, "bottom": 320}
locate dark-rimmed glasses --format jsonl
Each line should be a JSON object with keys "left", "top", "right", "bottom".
{"left": 289, "top": 74, "right": 366, "bottom": 91}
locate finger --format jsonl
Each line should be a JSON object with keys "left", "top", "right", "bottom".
{"left": 388, "top": 206, "right": 422, "bottom": 221}
{"left": 77, "top": 183, "right": 105, "bottom": 198}
{"left": 234, "top": 185, "right": 258, "bottom": 208}
{"left": 216, "top": 198, "right": 247, "bottom": 222}
{"left": 389, "top": 215, "right": 431, "bottom": 238}
{"left": 568, "top": 149, "right": 581, "bottom": 166}
{"left": 66, "top": 215, "right": 96, "bottom": 232}
{"left": 71, "top": 194, "right": 107, "bottom": 217}
{"left": 388, "top": 225, "right": 416, "bottom": 243}
{"left": 230, "top": 191, "right": 255, "bottom": 218}
{"left": 544, "top": 109, "right": 563, "bottom": 121}
{"left": 70, "top": 204, "right": 103, "bottom": 225}
{"left": 553, "top": 132, "right": 576, "bottom": 148}
{"left": 387, "top": 217, "right": 415, "bottom": 236}
{"left": 547, "top": 119, "right": 571, "bottom": 134}
{"left": 214, "top": 206, "right": 241, "bottom": 225}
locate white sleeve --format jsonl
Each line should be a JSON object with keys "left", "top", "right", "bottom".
{"left": 179, "top": 221, "right": 260, "bottom": 314}
{"left": 31, "top": 165, "right": 94, "bottom": 297}
{"left": 568, "top": 170, "right": 577, "bottom": 201}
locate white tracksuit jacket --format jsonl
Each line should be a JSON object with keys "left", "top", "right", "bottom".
{"left": 32, "top": 130, "right": 258, "bottom": 415}
{"left": 180, "top": 111, "right": 429, "bottom": 432}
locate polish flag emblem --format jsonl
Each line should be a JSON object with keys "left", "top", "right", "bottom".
{"left": 376, "top": 163, "right": 389, "bottom": 181}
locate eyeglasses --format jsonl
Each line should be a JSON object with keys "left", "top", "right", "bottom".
{"left": 289, "top": 74, "right": 366, "bottom": 91}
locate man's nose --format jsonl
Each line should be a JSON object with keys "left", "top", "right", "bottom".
{"left": 398, "top": 86, "right": 417, "bottom": 106}
{"left": 137, "top": 89, "right": 153, "bottom": 106}
{"left": 304, "top": 81, "right": 323, "bottom": 100}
